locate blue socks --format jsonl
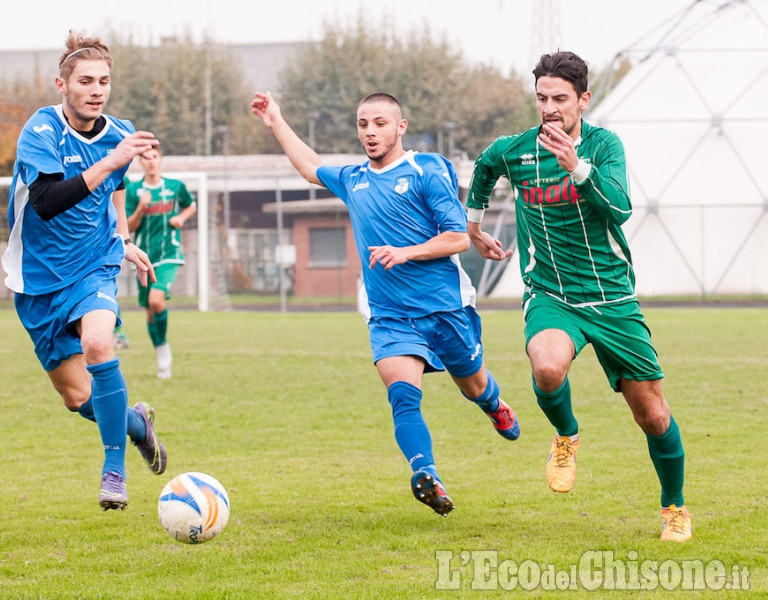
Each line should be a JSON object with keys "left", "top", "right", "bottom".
{"left": 77, "top": 398, "right": 146, "bottom": 442}
{"left": 86, "top": 358, "right": 128, "bottom": 478}
{"left": 77, "top": 399, "right": 96, "bottom": 422}
{"left": 462, "top": 370, "right": 500, "bottom": 413}
{"left": 387, "top": 381, "right": 440, "bottom": 482}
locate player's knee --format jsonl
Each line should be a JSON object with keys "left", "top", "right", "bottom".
{"left": 531, "top": 363, "right": 567, "bottom": 393}
{"left": 387, "top": 381, "right": 422, "bottom": 418}
{"left": 80, "top": 331, "right": 114, "bottom": 363}
{"left": 148, "top": 291, "right": 166, "bottom": 313}
{"left": 148, "top": 299, "right": 165, "bottom": 313}
{"left": 636, "top": 403, "right": 670, "bottom": 436}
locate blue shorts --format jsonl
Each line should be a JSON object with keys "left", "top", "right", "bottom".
{"left": 15, "top": 266, "right": 121, "bottom": 371}
{"left": 368, "top": 306, "right": 484, "bottom": 378}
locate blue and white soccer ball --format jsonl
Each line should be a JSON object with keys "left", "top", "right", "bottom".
{"left": 158, "top": 472, "right": 230, "bottom": 544}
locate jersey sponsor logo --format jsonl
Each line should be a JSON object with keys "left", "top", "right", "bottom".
{"left": 520, "top": 153, "right": 535, "bottom": 165}
{"left": 144, "top": 201, "right": 176, "bottom": 215}
{"left": 63, "top": 154, "right": 83, "bottom": 165}
{"left": 394, "top": 177, "right": 409, "bottom": 194}
{"left": 352, "top": 181, "right": 369, "bottom": 192}
{"left": 33, "top": 124, "right": 54, "bottom": 134}
{"left": 522, "top": 177, "right": 582, "bottom": 206}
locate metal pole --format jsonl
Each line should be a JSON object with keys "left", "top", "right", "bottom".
{"left": 445, "top": 121, "right": 456, "bottom": 157}
{"left": 197, "top": 174, "right": 209, "bottom": 311}
{"left": 204, "top": 41, "right": 212, "bottom": 156}
{"left": 308, "top": 112, "right": 319, "bottom": 201}
{"left": 275, "top": 183, "right": 287, "bottom": 313}
{"left": 217, "top": 126, "right": 230, "bottom": 230}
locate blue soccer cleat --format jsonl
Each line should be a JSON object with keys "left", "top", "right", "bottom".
{"left": 410, "top": 470, "right": 454, "bottom": 516}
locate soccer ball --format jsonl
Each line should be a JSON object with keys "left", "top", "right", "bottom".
{"left": 157, "top": 472, "right": 230, "bottom": 544}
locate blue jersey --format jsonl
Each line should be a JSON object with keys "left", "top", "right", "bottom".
{"left": 2, "top": 105, "right": 134, "bottom": 295}
{"left": 317, "top": 150, "right": 475, "bottom": 319}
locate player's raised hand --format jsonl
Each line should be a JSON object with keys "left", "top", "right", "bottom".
{"left": 538, "top": 123, "right": 578, "bottom": 172}
{"left": 110, "top": 131, "right": 159, "bottom": 170}
{"left": 250, "top": 91, "right": 282, "bottom": 128}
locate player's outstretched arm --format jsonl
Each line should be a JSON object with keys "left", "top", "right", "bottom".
{"left": 250, "top": 91, "right": 322, "bottom": 185}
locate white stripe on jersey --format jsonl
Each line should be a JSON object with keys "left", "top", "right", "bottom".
{"left": 574, "top": 198, "right": 607, "bottom": 302}
{"left": 2, "top": 179, "right": 30, "bottom": 293}
{"left": 534, "top": 142, "right": 566, "bottom": 299}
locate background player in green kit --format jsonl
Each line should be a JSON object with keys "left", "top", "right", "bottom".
{"left": 467, "top": 51, "right": 691, "bottom": 542}
{"left": 126, "top": 147, "right": 196, "bottom": 378}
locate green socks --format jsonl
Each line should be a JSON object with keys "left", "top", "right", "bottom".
{"left": 647, "top": 415, "right": 685, "bottom": 507}
{"left": 534, "top": 377, "right": 578, "bottom": 438}
{"left": 147, "top": 309, "right": 168, "bottom": 347}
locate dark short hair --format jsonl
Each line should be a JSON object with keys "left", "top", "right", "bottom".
{"left": 358, "top": 92, "right": 402, "bottom": 114}
{"left": 533, "top": 52, "right": 589, "bottom": 97}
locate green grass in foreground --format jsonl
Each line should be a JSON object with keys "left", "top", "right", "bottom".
{"left": 0, "top": 307, "right": 766, "bottom": 599}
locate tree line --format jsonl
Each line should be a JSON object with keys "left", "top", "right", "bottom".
{"left": 0, "top": 20, "right": 546, "bottom": 177}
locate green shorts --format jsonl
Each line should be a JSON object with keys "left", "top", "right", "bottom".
{"left": 523, "top": 295, "right": 663, "bottom": 392}
{"left": 137, "top": 263, "right": 179, "bottom": 308}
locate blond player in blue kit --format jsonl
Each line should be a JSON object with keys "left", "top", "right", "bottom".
{"left": 2, "top": 31, "right": 168, "bottom": 511}
{"left": 467, "top": 51, "right": 691, "bottom": 542}
{"left": 251, "top": 90, "right": 520, "bottom": 516}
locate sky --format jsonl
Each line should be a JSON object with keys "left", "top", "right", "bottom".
{"left": 6, "top": 0, "right": 695, "bottom": 74}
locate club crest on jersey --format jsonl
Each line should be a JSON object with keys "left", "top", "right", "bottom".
{"left": 394, "top": 177, "right": 409, "bottom": 194}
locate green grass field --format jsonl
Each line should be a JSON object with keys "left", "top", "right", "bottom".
{"left": 1, "top": 307, "right": 766, "bottom": 599}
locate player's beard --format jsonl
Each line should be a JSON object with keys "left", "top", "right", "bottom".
{"left": 365, "top": 139, "right": 397, "bottom": 164}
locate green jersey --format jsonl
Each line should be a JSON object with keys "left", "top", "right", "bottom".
{"left": 125, "top": 177, "right": 195, "bottom": 266}
{"left": 468, "top": 120, "right": 635, "bottom": 306}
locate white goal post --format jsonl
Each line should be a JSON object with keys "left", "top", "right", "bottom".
{"left": 0, "top": 172, "right": 212, "bottom": 311}
{"left": 153, "top": 171, "right": 210, "bottom": 311}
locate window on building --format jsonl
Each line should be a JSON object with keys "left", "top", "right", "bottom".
{"left": 309, "top": 227, "right": 346, "bottom": 267}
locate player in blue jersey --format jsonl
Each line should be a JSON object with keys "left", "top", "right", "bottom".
{"left": 251, "top": 90, "right": 520, "bottom": 516}
{"left": 2, "top": 31, "right": 168, "bottom": 511}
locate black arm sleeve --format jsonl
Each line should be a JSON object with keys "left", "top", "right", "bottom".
{"left": 29, "top": 172, "right": 91, "bottom": 221}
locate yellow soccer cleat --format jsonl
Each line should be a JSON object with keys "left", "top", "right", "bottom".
{"left": 661, "top": 504, "right": 692, "bottom": 542}
{"left": 546, "top": 435, "right": 579, "bottom": 493}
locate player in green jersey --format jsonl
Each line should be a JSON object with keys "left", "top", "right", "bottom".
{"left": 125, "top": 147, "right": 196, "bottom": 379}
{"left": 467, "top": 51, "right": 691, "bottom": 542}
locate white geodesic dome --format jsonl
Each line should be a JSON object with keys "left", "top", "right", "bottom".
{"left": 588, "top": 0, "right": 768, "bottom": 296}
